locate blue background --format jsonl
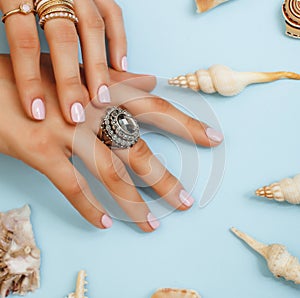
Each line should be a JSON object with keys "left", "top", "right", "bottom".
{"left": 1, "top": 0, "right": 300, "bottom": 297}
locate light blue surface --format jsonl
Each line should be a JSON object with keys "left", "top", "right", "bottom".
{"left": 1, "top": 0, "right": 300, "bottom": 297}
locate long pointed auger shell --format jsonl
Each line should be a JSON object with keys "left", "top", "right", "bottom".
{"left": 231, "top": 227, "right": 300, "bottom": 284}
{"left": 168, "top": 65, "right": 300, "bottom": 96}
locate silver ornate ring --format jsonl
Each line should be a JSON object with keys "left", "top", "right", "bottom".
{"left": 97, "top": 106, "right": 140, "bottom": 149}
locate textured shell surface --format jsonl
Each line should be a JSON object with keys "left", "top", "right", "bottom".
{"left": 256, "top": 174, "right": 300, "bottom": 204}
{"left": 152, "top": 288, "right": 201, "bottom": 298}
{"left": 282, "top": 0, "right": 300, "bottom": 38}
{"left": 195, "top": 0, "right": 228, "bottom": 13}
{"left": 168, "top": 65, "right": 300, "bottom": 97}
{"left": 0, "top": 205, "right": 40, "bottom": 298}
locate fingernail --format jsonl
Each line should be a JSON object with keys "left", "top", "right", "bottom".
{"left": 147, "top": 213, "right": 160, "bottom": 230}
{"left": 98, "top": 85, "right": 111, "bottom": 103}
{"left": 31, "top": 98, "right": 45, "bottom": 120}
{"left": 121, "top": 56, "right": 128, "bottom": 71}
{"left": 101, "top": 214, "right": 113, "bottom": 229}
{"left": 179, "top": 189, "right": 195, "bottom": 207}
{"left": 71, "top": 102, "right": 85, "bottom": 123}
{"left": 205, "top": 127, "right": 224, "bottom": 143}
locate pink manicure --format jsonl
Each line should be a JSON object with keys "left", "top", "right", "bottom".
{"left": 98, "top": 85, "right": 111, "bottom": 103}
{"left": 121, "top": 56, "right": 128, "bottom": 71}
{"left": 179, "top": 189, "right": 195, "bottom": 207}
{"left": 31, "top": 98, "right": 45, "bottom": 120}
{"left": 147, "top": 213, "right": 160, "bottom": 230}
{"left": 71, "top": 102, "right": 85, "bottom": 123}
{"left": 101, "top": 214, "right": 113, "bottom": 229}
{"left": 205, "top": 127, "right": 224, "bottom": 143}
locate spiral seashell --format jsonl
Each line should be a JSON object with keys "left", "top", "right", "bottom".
{"left": 231, "top": 228, "right": 300, "bottom": 284}
{"left": 256, "top": 174, "right": 300, "bottom": 204}
{"left": 168, "top": 65, "right": 300, "bottom": 96}
{"left": 282, "top": 0, "right": 300, "bottom": 38}
{"left": 195, "top": 0, "right": 229, "bottom": 13}
{"left": 152, "top": 288, "right": 201, "bottom": 298}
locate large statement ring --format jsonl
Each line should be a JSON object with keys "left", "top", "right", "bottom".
{"left": 97, "top": 107, "right": 140, "bottom": 149}
{"left": 1, "top": 3, "right": 35, "bottom": 23}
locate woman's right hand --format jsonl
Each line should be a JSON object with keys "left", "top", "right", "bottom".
{"left": 0, "top": 54, "right": 223, "bottom": 232}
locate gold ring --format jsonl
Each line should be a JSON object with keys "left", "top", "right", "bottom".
{"left": 1, "top": 3, "right": 35, "bottom": 23}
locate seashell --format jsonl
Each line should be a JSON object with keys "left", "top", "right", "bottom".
{"left": 152, "top": 288, "right": 201, "bottom": 298}
{"left": 0, "top": 205, "right": 40, "bottom": 297}
{"left": 282, "top": 0, "right": 300, "bottom": 39}
{"left": 231, "top": 227, "right": 300, "bottom": 284}
{"left": 256, "top": 174, "right": 300, "bottom": 204}
{"left": 168, "top": 65, "right": 300, "bottom": 96}
{"left": 67, "top": 270, "right": 88, "bottom": 298}
{"left": 195, "top": 0, "right": 229, "bottom": 13}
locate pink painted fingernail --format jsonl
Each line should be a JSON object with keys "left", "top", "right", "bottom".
{"left": 98, "top": 85, "right": 111, "bottom": 103}
{"left": 71, "top": 102, "right": 85, "bottom": 123}
{"left": 147, "top": 213, "right": 160, "bottom": 230}
{"left": 205, "top": 127, "right": 224, "bottom": 143}
{"left": 101, "top": 214, "right": 113, "bottom": 229}
{"left": 179, "top": 189, "right": 195, "bottom": 207}
{"left": 31, "top": 98, "right": 45, "bottom": 120}
{"left": 121, "top": 56, "right": 128, "bottom": 71}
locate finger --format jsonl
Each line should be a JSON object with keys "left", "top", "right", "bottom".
{"left": 107, "top": 83, "right": 224, "bottom": 147}
{"left": 44, "top": 19, "right": 86, "bottom": 124}
{"left": 109, "top": 68, "right": 157, "bottom": 92}
{"left": 2, "top": 1, "right": 45, "bottom": 120}
{"left": 75, "top": 0, "right": 111, "bottom": 106}
{"left": 115, "top": 139, "right": 195, "bottom": 211}
{"left": 42, "top": 153, "right": 112, "bottom": 229}
{"left": 95, "top": 0, "right": 127, "bottom": 71}
{"left": 74, "top": 132, "right": 160, "bottom": 232}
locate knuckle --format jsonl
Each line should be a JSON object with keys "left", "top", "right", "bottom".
{"left": 150, "top": 97, "right": 171, "bottom": 114}
{"left": 65, "top": 175, "right": 88, "bottom": 198}
{"left": 129, "top": 140, "right": 149, "bottom": 161}
{"left": 85, "top": 15, "right": 105, "bottom": 31}
{"left": 51, "top": 25, "right": 77, "bottom": 45}
{"left": 62, "top": 75, "right": 81, "bottom": 87}
{"left": 102, "top": 158, "right": 127, "bottom": 183}
{"left": 14, "top": 33, "right": 40, "bottom": 52}
{"left": 94, "top": 61, "right": 108, "bottom": 75}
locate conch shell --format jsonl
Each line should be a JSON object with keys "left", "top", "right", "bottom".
{"left": 0, "top": 205, "right": 40, "bottom": 297}
{"left": 231, "top": 227, "right": 300, "bottom": 284}
{"left": 152, "top": 288, "right": 201, "bottom": 298}
{"left": 195, "top": 0, "right": 229, "bottom": 13}
{"left": 168, "top": 65, "right": 300, "bottom": 96}
{"left": 256, "top": 174, "right": 300, "bottom": 204}
{"left": 67, "top": 270, "right": 88, "bottom": 298}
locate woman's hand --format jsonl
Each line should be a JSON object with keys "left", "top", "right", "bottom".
{"left": 0, "top": 0, "right": 126, "bottom": 123}
{"left": 0, "top": 54, "right": 223, "bottom": 232}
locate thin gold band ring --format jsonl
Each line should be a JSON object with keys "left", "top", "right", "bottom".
{"left": 1, "top": 3, "right": 35, "bottom": 23}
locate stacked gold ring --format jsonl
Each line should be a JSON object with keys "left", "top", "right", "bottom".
{"left": 34, "top": 0, "right": 78, "bottom": 29}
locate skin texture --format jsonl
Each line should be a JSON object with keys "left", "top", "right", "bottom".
{"left": 0, "top": 54, "right": 223, "bottom": 232}
{"left": 0, "top": 0, "right": 126, "bottom": 123}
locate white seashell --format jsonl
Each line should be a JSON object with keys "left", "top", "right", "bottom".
{"left": 0, "top": 205, "right": 40, "bottom": 297}
{"left": 195, "top": 0, "right": 229, "bottom": 13}
{"left": 152, "top": 288, "right": 201, "bottom": 298}
{"left": 67, "top": 270, "right": 88, "bottom": 298}
{"left": 256, "top": 174, "right": 300, "bottom": 204}
{"left": 168, "top": 65, "right": 300, "bottom": 96}
{"left": 231, "top": 227, "right": 300, "bottom": 284}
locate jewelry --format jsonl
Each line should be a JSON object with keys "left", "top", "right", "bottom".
{"left": 35, "top": 0, "right": 77, "bottom": 29}
{"left": 39, "top": 11, "right": 78, "bottom": 29}
{"left": 97, "top": 107, "right": 140, "bottom": 149}
{"left": 1, "top": 3, "right": 35, "bottom": 23}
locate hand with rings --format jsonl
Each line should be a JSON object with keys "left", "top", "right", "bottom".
{"left": 0, "top": 0, "right": 126, "bottom": 123}
{"left": 0, "top": 54, "right": 224, "bottom": 232}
